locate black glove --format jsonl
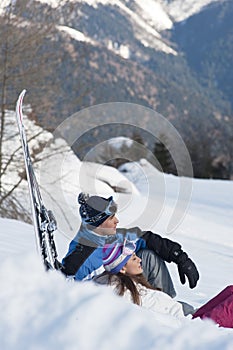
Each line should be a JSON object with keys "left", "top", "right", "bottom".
{"left": 173, "top": 250, "right": 199, "bottom": 289}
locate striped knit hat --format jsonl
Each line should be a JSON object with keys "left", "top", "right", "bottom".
{"left": 102, "top": 239, "right": 136, "bottom": 274}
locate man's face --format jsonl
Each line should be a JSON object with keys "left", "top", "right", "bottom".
{"left": 95, "top": 214, "right": 119, "bottom": 236}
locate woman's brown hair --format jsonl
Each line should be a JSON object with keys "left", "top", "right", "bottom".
{"left": 104, "top": 272, "right": 160, "bottom": 305}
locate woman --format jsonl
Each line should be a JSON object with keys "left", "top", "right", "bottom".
{"left": 95, "top": 239, "right": 191, "bottom": 319}
{"left": 95, "top": 239, "right": 233, "bottom": 328}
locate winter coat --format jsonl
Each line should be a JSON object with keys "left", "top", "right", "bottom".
{"left": 193, "top": 285, "right": 233, "bottom": 328}
{"left": 62, "top": 225, "right": 181, "bottom": 281}
{"left": 95, "top": 274, "right": 185, "bottom": 319}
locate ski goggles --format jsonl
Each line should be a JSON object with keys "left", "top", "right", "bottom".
{"left": 122, "top": 239, "right": 136, "bottom": 256}
{"left": 84, "top": 196, "right": 117, "bottom": 225}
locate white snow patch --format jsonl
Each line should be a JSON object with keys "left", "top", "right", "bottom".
{"left": 134, "top": 0, "right": 173, "bottom": 30}
{"left": 165, "top": 0, "right": 220, "bottom": 22}
{"left": 108, "top": 136, "right": 134, "bottom": 149}
{"left": 58, "top": 25, "right": 95, "bottom": 44}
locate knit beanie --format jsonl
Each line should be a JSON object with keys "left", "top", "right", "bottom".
{"left": 103, "top": 240, "right": 136, "bottom": 274}
{"left": 78, "top": 192, "right": 117, "bottom": 227}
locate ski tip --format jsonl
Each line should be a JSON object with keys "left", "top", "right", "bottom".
{"left": 19, "top": 89, "right": 27, "bottom": 100}
{"left": 16, "top": 89, "right": 27, "bottom": 123}
{"left": 17, "top": 89, "right": 27, "bottom": 104}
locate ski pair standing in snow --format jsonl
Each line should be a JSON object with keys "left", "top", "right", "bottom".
{"left": 62, "top": 193, "right": 199, "bottom": 298}
{"left": 16, "top": 90, "right": 61, "bottom": 271}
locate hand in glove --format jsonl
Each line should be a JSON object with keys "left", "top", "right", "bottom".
{"left": 173, "top": 250, "right": 199, "bottom": 289}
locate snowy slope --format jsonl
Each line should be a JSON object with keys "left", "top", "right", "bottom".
{"left": 1, "top": 158, "right": 233, "bottom": 349}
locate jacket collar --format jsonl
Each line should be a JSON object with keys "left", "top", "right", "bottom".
{"left": 75, "top": 224, "right": 117, "bottom": 247}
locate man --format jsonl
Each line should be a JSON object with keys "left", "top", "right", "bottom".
{"left": 62, "top": 192, "right": 199, "bottom": 297}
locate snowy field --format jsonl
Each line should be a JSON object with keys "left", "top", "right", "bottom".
{"left": 1, "top": 159, "right": 233, "bottom": 349}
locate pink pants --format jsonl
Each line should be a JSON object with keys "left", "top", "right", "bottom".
{"left": 192, "top": 285, "right": 233, "bottom": 328}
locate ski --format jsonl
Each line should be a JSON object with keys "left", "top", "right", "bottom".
{"left": 16, "top": 89, "right": 62, "bottom": 271}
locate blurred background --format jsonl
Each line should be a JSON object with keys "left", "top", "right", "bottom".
{"left": 0, "top": 0, "right": 232, "bottom": 222}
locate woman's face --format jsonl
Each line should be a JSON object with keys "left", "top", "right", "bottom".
{"left": 122, "top": 253, "right": 143, "bottom": 275}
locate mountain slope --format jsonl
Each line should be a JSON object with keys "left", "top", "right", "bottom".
{"left": 172, "top": 0, "right": 233, "bottom": 109}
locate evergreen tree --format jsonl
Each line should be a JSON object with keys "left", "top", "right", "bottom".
{"left": 153, "top": 135, "right": 173, "bottom": 174}
{"left": 131, "top": 131, "right": 144, "bottom": 146}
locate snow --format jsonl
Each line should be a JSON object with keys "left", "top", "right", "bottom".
{"left": 108, "top": 136, "right": 133, "bottom": 149}
{"left": 58, "top": 24, "right": 131, "bottom": 60}
{"left": 107, "top": 40, "right": 131, "bottom": 59}
{"left": 1, "top": 157, "right": 233, "bottom": 349}
{"left": 134, "top": 0, "right": 173, "bottom": 31}
{"left": 165, "top": 0, "right": 220, "bottom": 22}
{"left": 58, "top": 25, "right": 95, "bottom": 44}
{"left": 0, "top": 0, "right": 11, "bottom": 13}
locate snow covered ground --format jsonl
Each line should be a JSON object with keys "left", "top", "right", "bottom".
{"left": 0, "top": 158, "right": 233, "bottom": 349}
